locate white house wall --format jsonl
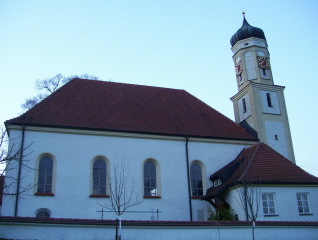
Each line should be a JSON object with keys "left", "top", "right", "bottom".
{"left": 2, "top": 128, "right": 250, "bottom": 221}
{"left": 226, "top": 185, "right": 318, "bottom": 221}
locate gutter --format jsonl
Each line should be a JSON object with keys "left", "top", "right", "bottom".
{"left": 14, "top": 124, "right": 25, "bottom": 216}
{"left": 6, "top": 122, "right": 257, "bottom": 143}
{"left": 185, "top": 136, "right": 193, "bottom": 221}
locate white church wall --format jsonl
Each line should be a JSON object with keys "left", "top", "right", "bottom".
{"left": 2, "top": 128, "right": 250, "bottom": 221}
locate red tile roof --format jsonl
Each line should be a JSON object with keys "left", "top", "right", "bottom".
{"left": 202, "top": 142, "right": 318, "bottom": 200}
{"left": 6, "top": 79, "right": 255, "bottom": 141}
{"left": 0, "top": 216, "right": 317, "bottom": 227}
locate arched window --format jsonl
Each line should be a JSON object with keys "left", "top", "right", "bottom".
{"left": 37, "top": 156, "right": 53, "bottom": 193}
{"left": 190, "top": 163, "right": 203, "bottom": 196}
{"left": 144, "top": 162, "right": 157, "bottom": 196}
{"left": 242, "top": 98, "right": 247, "bottom": 113}
{"left": 36, "top": 209, "right": 51, "bottom": 218}
{"left": 266, "top": 93, "right": 273, "bottom": 107}
{"left": 93, "top": 159, "right": 107, "bottom": 195}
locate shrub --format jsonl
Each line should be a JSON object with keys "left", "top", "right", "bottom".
{"left": 207, "top": 206, "right": 238, "bottom": 221}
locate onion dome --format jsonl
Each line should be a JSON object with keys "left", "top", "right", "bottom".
{"left": 230, "top": 14, "right": 266, "bottom": 47}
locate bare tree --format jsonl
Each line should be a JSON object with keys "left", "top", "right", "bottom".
{"left": 234, "top": 182, "right": 261, "bottom": 221}
{"left": 231, "top": 157, "right": 261, "bottom": 240}
{"left": 98, "top": 152, "right": 143, "bottom": 240}
{"left": 0, "top": 127, "right": 34, "bottom": 197}
{"left": 21, "top": 73, "right": 100, "bottom": 110}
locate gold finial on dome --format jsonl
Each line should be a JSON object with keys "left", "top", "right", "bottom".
{"left": 242, "top": 11, "right": 245, "bottom": 16}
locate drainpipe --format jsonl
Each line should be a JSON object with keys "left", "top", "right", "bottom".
{"left": 14, "top": 124, "right": 25, "bottom": 216}
{"left": 185, "top": 136, "right": 193, "bottom": 221}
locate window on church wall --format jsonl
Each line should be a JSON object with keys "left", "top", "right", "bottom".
{"left": 36, "top": 209, "right": 51, "bottom": 218}
{"left": 144, "top": 162, "right": 157, "bottom": 196}
{"left": 266, "top": 93, "right": 273, "bottom": 107}
{"left": 93, "top": 159, "right": 107, "bottom": 195}
{"left": 190, "top": 163, "right": 203, "bottom": 196}
{"left": 37, "top": 156, "right": 53, "bottom": 193}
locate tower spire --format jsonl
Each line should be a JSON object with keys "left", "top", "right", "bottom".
{"left": 230, "top": 16, "right": 295, "bottom": 163}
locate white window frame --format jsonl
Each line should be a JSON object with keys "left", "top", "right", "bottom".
{"left": 296, "top": 193, "right": 312, "bottom": 215}
{"left": 262, "top": 193, "right": 277, "bottom": 216}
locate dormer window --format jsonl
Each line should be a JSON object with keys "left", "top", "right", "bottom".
{"left": 213, "top": 178, "right": 222, "bottom": 187}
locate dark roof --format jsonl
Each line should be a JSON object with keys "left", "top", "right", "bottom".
{"left": 202, "top": 142, "right": 318, "bottom": 200}
{"left": 230, "top": 16, "right": 266, "bottom": 47}
{"left": 6, "top": 79, "right": 255, "bottom": 141}
{"left": 0, "top": 216, "right": 317, "bottom": 227}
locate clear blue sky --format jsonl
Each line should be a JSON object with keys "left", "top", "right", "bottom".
{"left": 1, "top": 0, "right": 317, "bottom": 176}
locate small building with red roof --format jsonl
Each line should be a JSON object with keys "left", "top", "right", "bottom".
{"left": 202, "top": 142, "right": 318, "bottom": 221}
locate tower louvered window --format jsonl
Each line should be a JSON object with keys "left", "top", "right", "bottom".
{"left": 242, "top": 98, "right": 247, "bottom": 113}
{"left": 266, "top": 93, "right": 273, "bottom": 107}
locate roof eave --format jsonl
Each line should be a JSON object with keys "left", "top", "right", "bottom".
{"left": 5, "top": 122, "right": 257, "bottom": 142}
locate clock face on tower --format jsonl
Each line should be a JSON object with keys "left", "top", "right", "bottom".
{"left": 235, "top": 61, "right": 243, "bottom": 76}
{"left": 257, "top": 56, "right": 270, "bottom": 69}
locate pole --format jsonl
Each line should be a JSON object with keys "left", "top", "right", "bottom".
{"left": 116, "top": 219, "right": 119, "bottom": 240}
{"left": 14, "top": 124, "right": 25, "bottom": 216}
{"left": 185, "top": 136, "right": 193, "bottom": 221}
{"left": 119, "top": 215, "right": 122, "bottom": 240}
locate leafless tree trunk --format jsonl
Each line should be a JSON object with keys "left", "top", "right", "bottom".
{"left": 21, "top": 73, "right": 100, "bottom": 110}
{"left": 234, "top": 183, "right": 261, "bottom": 221}
{"left": 98, "top": 152, "right": 143, "bottom": 240}
{"left": 0, "top": 127, "right": 34, "bottom": 197}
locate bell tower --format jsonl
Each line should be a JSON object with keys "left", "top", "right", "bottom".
{"left": 230, "top": 13, "right": 295, "bottom": 163}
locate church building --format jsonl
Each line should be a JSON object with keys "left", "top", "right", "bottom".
{"left": 2, "top": 15, "right": 318, "bottom": 222}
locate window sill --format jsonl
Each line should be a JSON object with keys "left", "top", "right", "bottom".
{"left": 299, "top": 213, "right": 313, "bottom": 216}
{"left": 34, "top": 193, "right": 54, "bottom": 196}
{"left": 263, "top": 214, "right": 279, "bottom": 217}
{"left": 89, "top": 194, "right": 110, "bottom": 198}
{"left": 143, "top": 196, "right": 161, "bottom": 199}
{"left": 191, "top": 196, "right": 203, "bottom": 199}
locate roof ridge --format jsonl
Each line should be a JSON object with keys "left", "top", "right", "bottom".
{"left": 74, "top": 78, "right": 187, "bottom": 92}
{"left": 238, "top": 142, "right": 262, "bottom": 181}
